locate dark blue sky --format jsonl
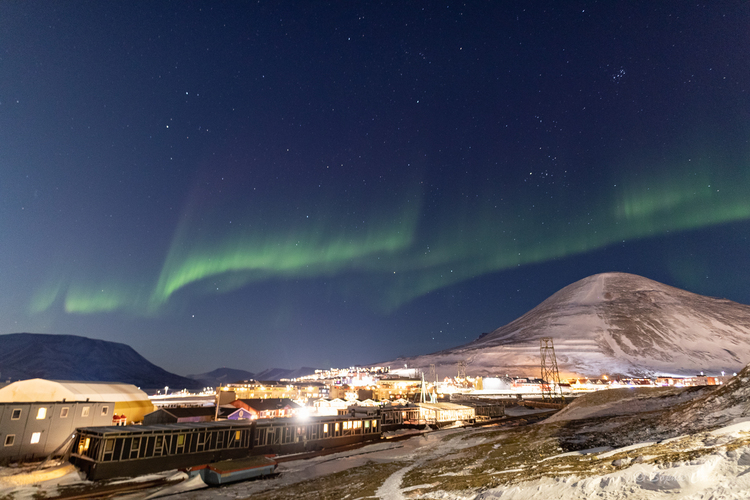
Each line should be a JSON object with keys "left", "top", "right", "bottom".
{"left": 1, "top": 2, "right": 749, "bottom": 375}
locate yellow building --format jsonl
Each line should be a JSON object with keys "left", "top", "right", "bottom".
{"left": 375, "top": 378, "right": 422, "bottom": 400}
{"left": 0, "top": 378, "right": 153, "bottom": 425}
{"left": 219, "top": 382, "right": 325, "bottom": 403}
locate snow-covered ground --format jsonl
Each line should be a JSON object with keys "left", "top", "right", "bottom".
{"left": 4, "top": 381, "right": 750, "bottom": 499}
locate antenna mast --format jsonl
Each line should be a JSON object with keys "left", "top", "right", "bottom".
{"left": 540, "top": 337, "right": 564, "bottom": 402}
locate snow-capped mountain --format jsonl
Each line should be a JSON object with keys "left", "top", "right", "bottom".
{"left": 382, "top": 273, "right": 750, "bottom": 378}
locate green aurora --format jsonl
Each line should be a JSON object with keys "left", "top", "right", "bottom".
{"left": 29, "top": 157, "right": 750, "bottom": 316}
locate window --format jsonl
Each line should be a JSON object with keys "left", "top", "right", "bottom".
{"left": 11, "top": 409, "right": 21, "bottom": 420}
{"left": 82, "top": 407, "right": 90, "bottom": 417}
{"left": 60, "top": 407, "right": 69, "bottom": 418}
{"left": 104, "top": 440, "right": 114, "bottom": 453}
{"left": 323, "top": 423, "right": 329, "bottom": 433}
{"left": 235, "top": 430, "right": 241, "bottom": 441}
{"left": 78, "top": 437, "right": 90, "bottom": 454}
{"left": 36, "top": 408, "right": 47, "bottom": 420}
{"left": 131, "top": 437, "right": 140, "bottom": 450}
{"left": 4, "top": 435, "right": 15, "bottom": 446}
{"left": 101, "top": 406, "right": 109, "bottom": 416}
{"left": 30, "top": 432, "right": 41, "bottom": 444}
{"left": 177, "top": 434, "right": 185, "bottom": 447}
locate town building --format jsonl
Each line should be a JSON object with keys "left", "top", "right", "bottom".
{"left": 229, "top": 398, "right": 302, "bottom": 419}
{"left": 415, "top": 402, "right": 475, "bottom": 426}
{"left": 0, "top": 379, "right": 152, "bottom": 462}
{"left": 374, "top": 378, "right": 422, "bottom": 400}
{"left": 218, "top": 382, "right": 327, "bottom": 403}
{"left": 143, "top": 406, "right": 216, "bottom": 425}
{"left": 313, "top": 398, "right": 350, "bottom": 416}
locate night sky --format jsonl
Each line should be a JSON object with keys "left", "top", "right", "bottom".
{"left": 2, "top": 2, "right": 749, "bottom": 376}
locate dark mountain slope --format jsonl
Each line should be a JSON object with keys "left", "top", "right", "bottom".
{"left": 0, "top": 333, "right": 199, "bottom": 390}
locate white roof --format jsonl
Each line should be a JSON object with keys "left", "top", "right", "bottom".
{"left": 0, "top": 378, "right": 149, "bottom": 403}
{"left": 416, "top": 402, "right": 473, "bottom": 411}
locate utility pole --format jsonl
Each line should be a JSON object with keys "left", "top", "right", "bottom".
{"left": 457, "top": 361, "right": 466, "bottom": 380}
{"left": 540, "top": 338, "right": 564, "bottom": 402}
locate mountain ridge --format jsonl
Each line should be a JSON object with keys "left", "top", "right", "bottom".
{"left": 0, "top": 333, "right": 199, "bottom": 390}
{"left": 380, "top": 273, "right": 750, "bottom": 378}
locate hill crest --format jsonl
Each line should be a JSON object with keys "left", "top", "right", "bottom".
{"left": 0, "top": 333, "right": 199, "bottom": 391}
{"left": 382, "top": 273, "right": 750, "bottom": 378}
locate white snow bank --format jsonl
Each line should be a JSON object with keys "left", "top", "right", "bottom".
{"left": 596, "top": 441, "right": 657, "bottom": 459}
{"left": 709, "top": 418, "right": 750, "bottom": 436}
{"left": 476, "top": 454, "right": 739, "bottom": 500}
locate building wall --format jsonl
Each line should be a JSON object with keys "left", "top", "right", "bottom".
{"left": 0, "top": 401, "right": 112, "bottom": 462}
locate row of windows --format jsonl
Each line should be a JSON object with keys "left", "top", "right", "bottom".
{"left": 252, "top": 419, "right": 379, "bottom": 447}
{"left": 3, "top": 432, "right": 42, "bottom": 447}
{"left": 76, "top": 428, "right": 250, "bottom": 463}
{"left": 7, "top": 406, "right": 109, "bottom": 421}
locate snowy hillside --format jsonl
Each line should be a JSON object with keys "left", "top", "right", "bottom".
{"left": 382, "top": 273, "right": 750, "bottom": 378}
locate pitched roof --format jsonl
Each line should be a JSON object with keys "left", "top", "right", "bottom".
{"left": 236, "top": 398, "right": 302, "bottom": 411}
{"left": 155, "top": 407, "right": 216, "bottom": 418}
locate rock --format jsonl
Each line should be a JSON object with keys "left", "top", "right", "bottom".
{"left": 737, "top": 452, "right": 750, "bottom": 466}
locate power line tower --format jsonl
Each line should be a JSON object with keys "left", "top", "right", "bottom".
{"left": 457, "top": 361, "right": 466, "bottom": 380}
{"left": 428, "top": 364, "right": 437, "bottom": 384}
{"left": 540, "top": 337, "right": 565, "bottom": 402}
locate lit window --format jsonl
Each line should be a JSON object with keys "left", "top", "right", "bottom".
{"left": 365, "top": 420, "right": 370, "bottom": 428}
{"left": 177, "top": 434, "right": 185, "bottom": 447}
{"left": 335, "top": 423, "right": 340, "bottom": 432}
{"left": 372, "top": 420, "right": 377, "bottom": 428}
{"left": 60, "top": 407, "right": 69, "bottom": 418}
{"left": 323, "top": 424, "right": 329, "bottom": 433}
{"left": 36, "top": 408, "right": 47, "bottom": 420}
{"left": 101, "top": 406, "right": 109, "bottom": 416}
{"left": 30, "top": 432, "right": 41, "bottom": 444}
{"left": 82, "top": 407, "right": 90, "bottom": 417}
{"left": 78, "top": 437, "right": 90, "bottom": 454}
{"left": 4, "top": 435, "right": 15, "bottom": 446}
{"left": 235, "top": 430, "right": 241, "bottom": 441}
{"left": 11, "top": 409, "right": 21, "bottom": 420}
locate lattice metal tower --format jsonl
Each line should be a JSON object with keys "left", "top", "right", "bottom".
{"left": 457, "top": 361, "right": 467, "bottom": 379}
{"left": 540, "top": 337, "right": 565, "bottom": 402}
{"left": 428, "top": 364, "right": 437, "bottom": 384}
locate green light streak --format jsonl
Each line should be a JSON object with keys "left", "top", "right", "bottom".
{"left": 27, "top": 150, "right": 750, "bottom": 317}
{"left": 376, "top": 158, "right": 750, "bottom": 310}
{"left": 64, "top": 284, "right": 133, "bottom": 314}
{"left": 28, "top": 279, "right": 63, "bottom": 314}
{"left": 149, "top": 196, "right": 421, "bottom": 309}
